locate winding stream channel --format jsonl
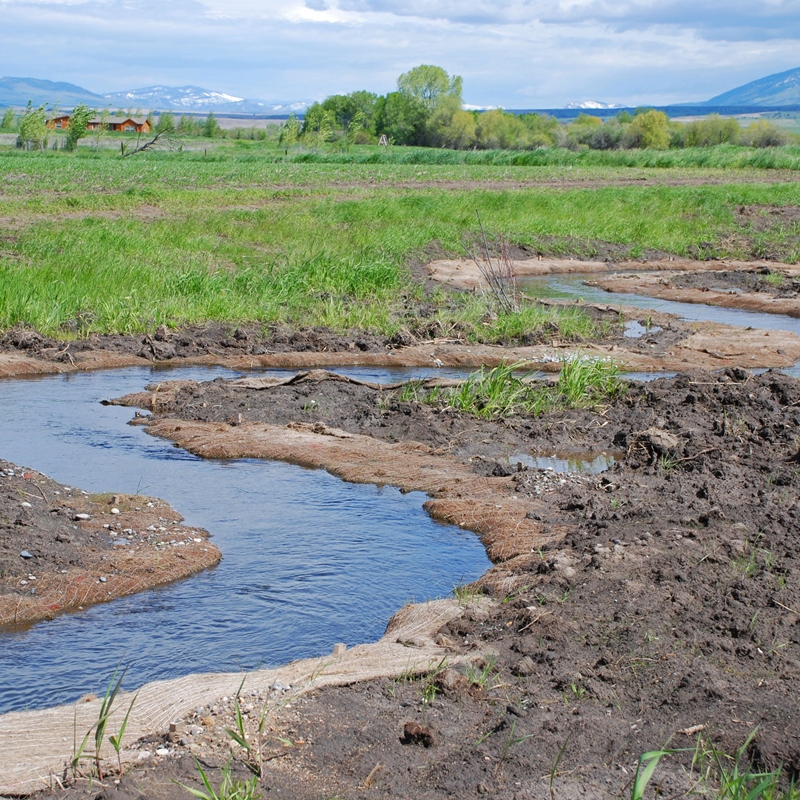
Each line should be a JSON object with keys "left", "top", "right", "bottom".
{"left": 0, "top": 366, "right": 490, "bottom": 714}
{"left": 2, "top": 277, "right": 799, "bottom": 715}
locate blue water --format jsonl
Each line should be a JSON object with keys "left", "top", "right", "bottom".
{"left": 0, "top": 366, "right": 490, "bottom": 713}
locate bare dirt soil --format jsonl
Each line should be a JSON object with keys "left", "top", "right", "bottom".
{"left": 0, "top": 460, "right": 220, "bottom": 627}
{"left": 31, "top": 366, "right": 799, "bottom": 799}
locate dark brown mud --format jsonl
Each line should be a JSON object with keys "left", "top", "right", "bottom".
{"left": 0, "top": 459, "right": 220, "bottom": 627}
{"left": 43, "top": 366, "right": 799, "bottom": 799}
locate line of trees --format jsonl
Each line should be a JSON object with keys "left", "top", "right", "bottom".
{"left": 286, "top": 65, "right": 796, "bottom": 151}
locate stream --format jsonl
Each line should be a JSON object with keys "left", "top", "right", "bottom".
{"left": 0, "top": 366, "right": 491, "bottom": 714}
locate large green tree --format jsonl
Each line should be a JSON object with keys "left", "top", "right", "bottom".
{"left": 302, "top": 91, "right": 377, "bottom": 139}
{"left": 628, "top": 110, "right": 670, "bottom": 149}
{"left": 373, "top": 91, "right": 427, "bottom": 145}
{"left": 1, "top": 108, "right": 15, "bottom": 130}
{"left": 397, "top": 64, "right": 462, "bottom": 112}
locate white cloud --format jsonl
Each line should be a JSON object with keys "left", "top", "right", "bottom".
{"left": 0, "top": 0, "right": 798, "bottom": 106}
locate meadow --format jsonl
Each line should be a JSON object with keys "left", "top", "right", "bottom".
{"left": 1, "top": 145, "right": 799, "bottom": 337}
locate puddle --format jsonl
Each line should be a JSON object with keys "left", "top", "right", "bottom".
{"left": 502, "top": 452, "right": 616, "bottom": 474}
{"left": 0, "top": 366, "right": 490, "bottom": 714}
{"left": 624, "top": 320, "right": 662, "bottom": 339}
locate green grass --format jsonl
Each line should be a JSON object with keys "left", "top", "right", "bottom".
{"left": 632, "top": 730, "right": 799, "bottom": 799}
{"left": 1, "top": 148, "right": 800, "bottom": 337}
{"left": 399, "top": 357, "right": 626, "bottom": 419}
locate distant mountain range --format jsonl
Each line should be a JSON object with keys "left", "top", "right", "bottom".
{"left": 0, "top": 76, "right": 311, "bottom": 115}
{"left": 565, "top": 100, "right": 625, "bottom": 110}
{"left": 706, "top": 66, "right": 800, "bottom": 106}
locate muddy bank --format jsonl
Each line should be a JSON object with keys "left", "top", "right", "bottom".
{"left": 2, "top": 316, "right": 799, "bottom": 379}
{"left": 0, "top": 597, "right": 483, "bottom": 795}
{"left": 0, "top": 459, "right": 220, "bottom": 627}
{"left": 30, "top": 365, "right": 800, "bottom": 798}
{"left": 426, "top": 256, "right": 800, "bottom": 291}
{"left": 593, "top": 270, "right": 800, "bottom": 318}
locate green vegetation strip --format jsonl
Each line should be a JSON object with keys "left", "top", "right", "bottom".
{"left": 1, "top": 151, "right": 800, "bottom": 337}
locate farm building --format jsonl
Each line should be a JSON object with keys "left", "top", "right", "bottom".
{"left": 47, "top": 115, "right": 151, "bottom": 133}
{"left": 47, "top": 115, "right": 71, "bottom": 130}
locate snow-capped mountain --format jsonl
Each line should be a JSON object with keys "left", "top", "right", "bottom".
{"left": 102, "top": 85, "right": 311, "bottom": 114}
{"left": 0, "top": 77, "right": 309, "bottom": 114}
{"left": 104, "top": 85, "right": 245, "bottom": 110}
{"left": 565, "top": 100, "right": 625, "bottom": 110}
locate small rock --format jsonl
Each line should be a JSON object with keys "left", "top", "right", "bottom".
{"left": 435, "top": 668, "right": 469, "bottom": 694}
{"left": 137, "top": 750, "right": 152, "bottom": 761}
{"left": 111, "top": 508, "right": 120, "bottom": 515}
{"left": 397, "top": 636, "right": 427, "bottom": 648}
{"left": 512, "top": 656, "right": 536, "bottom": 677}
{"left": 99, "top": 577, "right": 107, "bottom": 583}
{"left": 21, "top": 502, "right": 32, "bottom": 508}
{"left": 434, "top": 632, "right": 456, "bottom": 648}
{"left": 74, "top": 513, "right": 91, "bottom": 521}
{"left": 20, "top": 550, "right": 33, "bottom": 559}
{"left": 156, "top": 747, "right": 170, "bottom": 756}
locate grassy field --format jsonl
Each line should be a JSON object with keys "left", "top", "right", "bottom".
{"left": 1, "top": 146, "right": 800, "bottom": 337}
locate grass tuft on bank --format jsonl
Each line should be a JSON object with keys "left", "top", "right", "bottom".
{"left": 397, "top": 357, "right": 626, "bottom": 419}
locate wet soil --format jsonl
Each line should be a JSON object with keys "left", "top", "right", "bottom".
{"left": 4, "top": 279, "right": 800, "bottom": 380}
{"left": 0, "top": 459, "right": 220, "bottom": 627}
{"left": 670, "top": 268, "right": 800, "bottom": 299}
{"left": 0, "top": 323, "right": 389, "bottom": 364}
{"left": 36, "top": 366, "right": 800, "bottom": 798}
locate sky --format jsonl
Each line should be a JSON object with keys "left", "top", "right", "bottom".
{"left": 0, "top": 0, "right": 798, "bottom": 107}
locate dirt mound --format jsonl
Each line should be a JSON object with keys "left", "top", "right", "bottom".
{"left": 0, "top": 461, "right": 220, "bottom": 627}
{"left": 425, "top": 255, "right": 800, "bottom": 291}
{"left": 670, "top": 267, "right": 800, "bottom": 300}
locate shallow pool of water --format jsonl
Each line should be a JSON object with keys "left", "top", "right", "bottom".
{"left": 502, "top": 452, "right": 616, "bottom": 473}
{"left": 0, "top": 366, "right": 491, "bottom": 713}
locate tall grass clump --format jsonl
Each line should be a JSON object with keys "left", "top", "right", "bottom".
{"left": 401, "top": 356, "right": 626, "bottom": 420}
{"left": 557, "top": 354, "right": 625, "bottom": 405}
